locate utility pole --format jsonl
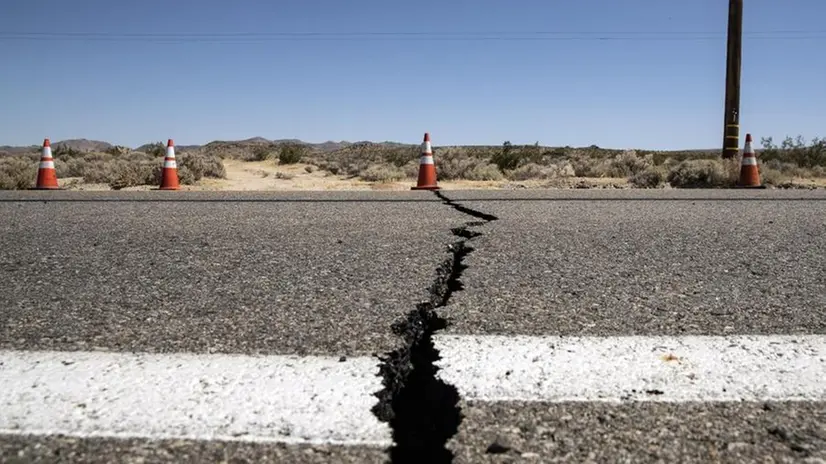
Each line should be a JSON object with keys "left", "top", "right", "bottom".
{"left": 722, "top": 0, "right": 744, "bottom": 159}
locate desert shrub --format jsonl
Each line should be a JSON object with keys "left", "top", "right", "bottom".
{"left": 137, "top": 142, "right": 166, "bottom": 158}
{"left": 761, "top": 159, "right": 813, "bottom": 178}
{"left": 278, "top": 143, "right": 308, "bottom": 165}
{"left": 79, "top": 160, "right": 112, "bottom": 184}
{"left": 508, "top": 163, "right": 546, "bottom": 181}
{"left": 360, "top": 164, "right": 405, "bottom": 183}
{"left": 508, "top": 162, "right": 577, "bottom": 181}
{"left": 176, "top": 165, "right": 196, "bottom": 185}
{"left": 107, "top": 160, "right": 161, "bottom": 190}
{"left": 585, "top": 150, "right": 651, "bottom": 177}
{"left": 178, "top": 152, "right": 226, "bottom": 180}
{"left": 652, "top": 150, "right": 718, "bottom": 165}
{"left": 760, "top": 135, "right": 826, "bottom": 168}
{"left": 465, "top": 163, "right": 504, "bottom": 181}
{"left": 275, "top": 172, "right": 295, "bottom": 180}
{"left": 491, "top": 141, "right": 543, "bottom": 171}
{"left": 758, "top": 166, "right": 787, "bottom": 186}
{"left": 52, "top": 144, "right": 84, "bottom": 158}
{"left": 403, "top": 160, "right": 420, "bottom": 178}
{"left": 570, "top": 150, "right": 651, "bottom": 178}
{"left": 0, "top": 156, "right": 38, "bottom": 189}
{"left": 383, "top": 146, "right": 421, "bottom": 167}
{"left": 250, "top": 145, "right": 272, "bottom": 161}
{"left": 304, "top": 165, "right": 316, "bottom": 173}
{"left": 325, "top": 163, "right": 341, "bottom": 175}
{"left": 436, "top": 148, "right": 503, "bottom": 180}
{"left": 666, "top": 159, "right": 738, "bottom": 188}
{"left": 629, "top": 167, "right": 665, "bottom": 188}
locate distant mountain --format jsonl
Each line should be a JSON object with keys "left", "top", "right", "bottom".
{"left": 0, "top": 145, "right": 38, "bottom": 155}
{"left": 52, "top": 139, "right": 114, "bottom": 152}
{"left": 0, "top": 136, "right": 729, "bottom": 158}
{"left": 239, "top": 137, "right": 271, "bottom": 144}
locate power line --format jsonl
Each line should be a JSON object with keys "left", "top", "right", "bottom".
{"left": 1, "top": 30, "right": 825, "bottom": 42}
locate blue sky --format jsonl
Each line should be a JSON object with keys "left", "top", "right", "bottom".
{"left": 1, "top": 0, "right": 824, "bottom": 150}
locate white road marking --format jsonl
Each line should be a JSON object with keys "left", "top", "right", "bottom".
{"left": 0, "top": 350, "right": 391, "bottom": 446}
{"left": 3, "top": 335, "right": 824, "bottom": 445}
{"left": 433, "top": 334, "right": 826, "bottom": 403}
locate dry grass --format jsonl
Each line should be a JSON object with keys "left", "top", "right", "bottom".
{"left": 3, "top": 137, "right": 825, "bottom": 190}
{"left": 0, "top": 148, "right": 225, "bottom": 190}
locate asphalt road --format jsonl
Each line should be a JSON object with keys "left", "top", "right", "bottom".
{"left": 1, "top": 189, "right": 825, "bottom": 463}
{"left": 444, "top": 190, "right": 826, "bottom": 336}
{"left": 440, "top": 189, "right": 826, "bottom": 463}
{"left": 0, "top": 191, "right": 461, "bottom": 356}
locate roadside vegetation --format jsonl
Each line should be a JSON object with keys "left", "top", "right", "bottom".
{"left": 0, "top": 143, "right": 225, "bottom": 190}
{"left": 1, "top": 135, "right": 824, "bottom": 190}
{"left": 306, "top": 135, "right": 826, "bottom": 189}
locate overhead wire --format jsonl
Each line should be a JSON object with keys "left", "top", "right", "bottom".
{"left": 1, "top": 30, "right": 825, "bottom": 43}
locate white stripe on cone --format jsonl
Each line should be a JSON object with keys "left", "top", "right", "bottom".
{"left": 741, "top": 157, "right": 757, "bottom": 166}
{"left": 419, "top": 155, "right": 434, "bottom": 165}
{"left": 422, "top": 141, "right": 432, "bottom": 154}
{"left": 163, "top": 159, "right": 177, "bottom": 168}
{"left": 39, "top": 145, "right": 54, "bottom": 169}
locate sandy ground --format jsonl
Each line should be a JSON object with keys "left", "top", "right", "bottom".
{"left": 57, "top": 159, "right": 826, "bottom": 191}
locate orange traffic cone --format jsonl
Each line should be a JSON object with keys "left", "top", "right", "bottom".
{"left": 736, "top": 133, "right": 763, "bottom": 188}
{"left": 411, "top": 132, "right": 440, "bottom": 191}
{"left": 159, "top": 139, "right": 180, "bottom": 190}
{"left": 34, "top": 138, "right": 60, "bottom": 189}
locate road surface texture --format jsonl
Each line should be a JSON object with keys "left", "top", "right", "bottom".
{"left": 1, "top": 189, "right": 825, "bottom": 463}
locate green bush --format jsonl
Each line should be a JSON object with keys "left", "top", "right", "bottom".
{"left": 760, "top": 135, "right": 826, "bottom": 168}
{"left": 278, "top": 143, "right": 308, "bottom": 165}
{"left": 491, "top": 141, "right": 543, "bottom": 171}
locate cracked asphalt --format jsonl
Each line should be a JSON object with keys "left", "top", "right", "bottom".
{"left": 2, "top": 189, "right": 825, "bottom": 463}
{"left": 441, "top": 189, "right": 826, "bottom": 463}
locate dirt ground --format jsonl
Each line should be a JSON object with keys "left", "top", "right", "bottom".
{"left": 57, "top": 159, "right": 826, "bottom": 191}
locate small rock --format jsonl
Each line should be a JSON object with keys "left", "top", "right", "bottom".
{"left": 338, "top": 356, "right": 346, "bottom": 362}
{"left": 485, "top": 440, "right": 512, "bottom": 454}
{"left": 791, "top": 442, "right": 811, "bottom": 454}
{"left": 521, "top": 452, "right": 540, "bottom": 459}
{"left": 726, "top": 441, "right": 751, "bottom": 452}
{"left": 768, "top": 426, "right": 790, "bottom": 441}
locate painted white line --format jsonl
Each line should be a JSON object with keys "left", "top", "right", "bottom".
{"left": 433, "top": 334, "right": 826, "bottom": 403}
{"left": 0, "top": 350, "right": 390, "bottom": 446}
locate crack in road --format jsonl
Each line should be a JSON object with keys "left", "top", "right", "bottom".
{"left": 372, "top": 191, "right": 499, "bottom": 464}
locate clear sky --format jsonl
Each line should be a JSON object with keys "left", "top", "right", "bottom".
{"left": 1, "top": 0, "right": 824, "bottom": 150}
